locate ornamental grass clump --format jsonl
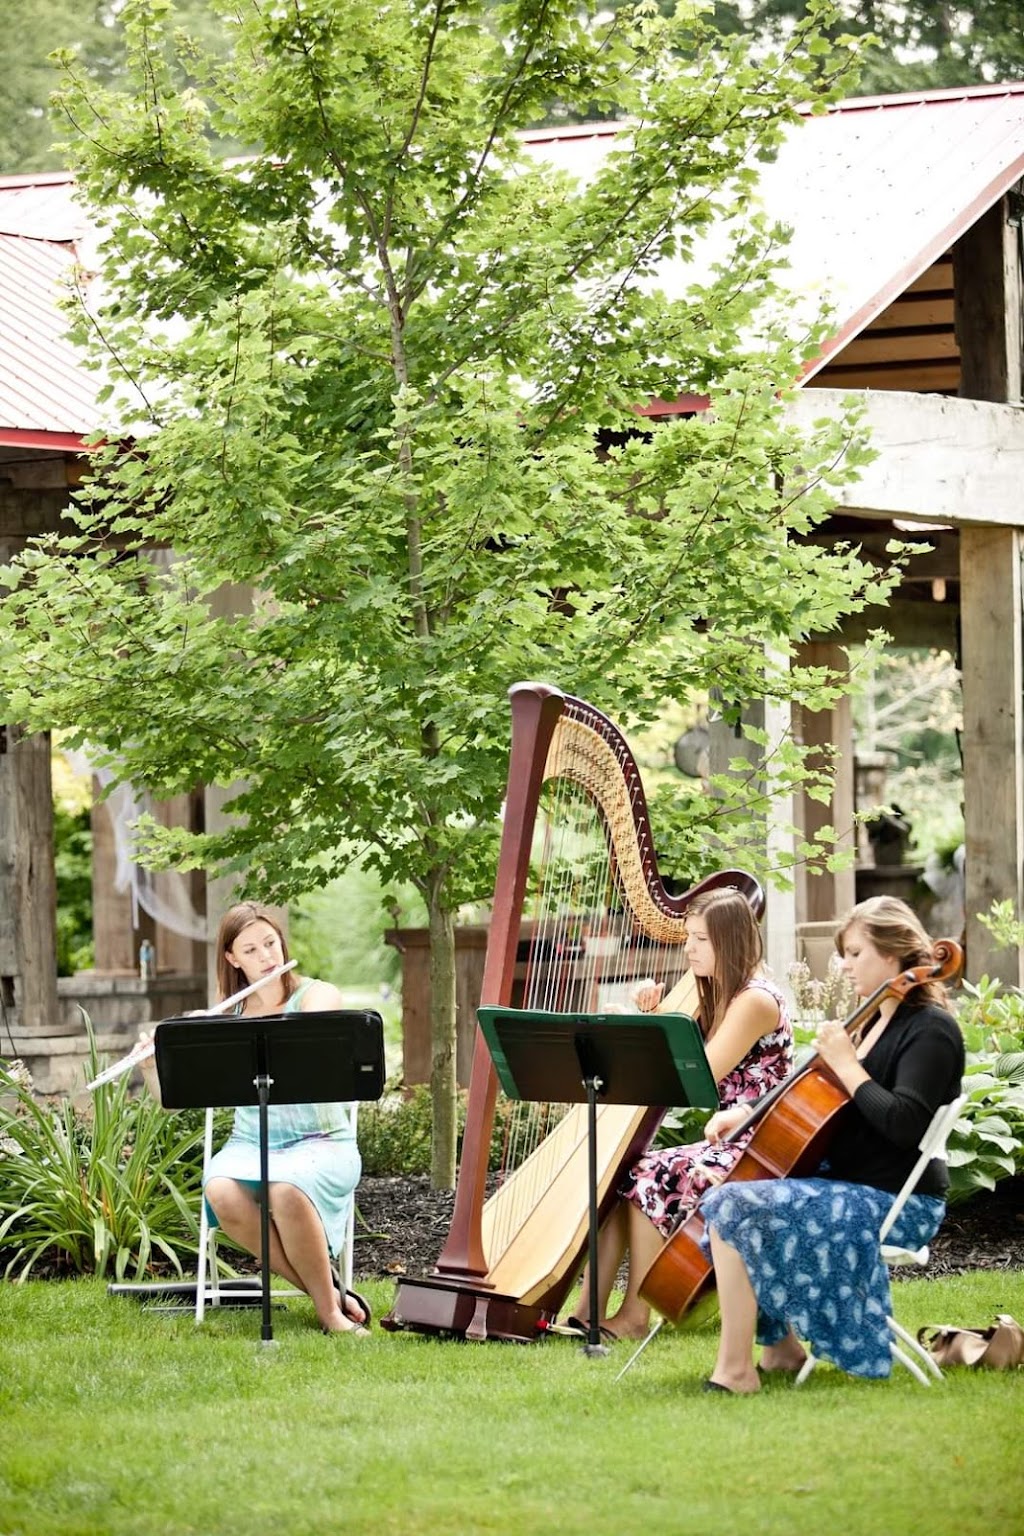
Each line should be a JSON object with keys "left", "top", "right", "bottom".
{"left": 0, "top": 1026, "right": 208, "bottom": 1281}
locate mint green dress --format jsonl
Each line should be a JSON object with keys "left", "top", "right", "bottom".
{"left": 202, "top": 981, "right": 361, "bottom": 1257}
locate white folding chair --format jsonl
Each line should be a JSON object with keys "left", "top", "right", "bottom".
{"left": 196, "top": 1103, "right": 359, "bottom": 1322}
{"left": 795, "top": 1093, "right": 968, "bottom": 1386}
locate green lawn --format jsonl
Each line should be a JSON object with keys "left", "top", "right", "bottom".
{"left": 1, "top": 1270, "right": 1022, "bottom": 1536}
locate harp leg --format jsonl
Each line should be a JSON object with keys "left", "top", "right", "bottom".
{"left": 466, "top": 1295, "right": 492, "bottom": 1342}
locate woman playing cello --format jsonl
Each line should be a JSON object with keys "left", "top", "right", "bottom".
{"left": 700, "top": 896, "right": 965, "bottom": 1393}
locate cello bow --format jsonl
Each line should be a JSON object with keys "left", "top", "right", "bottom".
{"left": 638, "top": 938, "right": 963, "bottom": 1328}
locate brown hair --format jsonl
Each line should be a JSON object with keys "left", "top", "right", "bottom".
{"left": 835, "top": 896, "right": 947, "bottom": 1006}
{"left": 215, "top": 902, "right": 299, "bottom": 1005}
{"left": 686, "top": 887, "right": 764, "bottom": 1037}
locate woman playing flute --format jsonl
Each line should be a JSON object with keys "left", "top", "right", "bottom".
{"left": 141, "top": 901, "right": 370, "bottom": 1336}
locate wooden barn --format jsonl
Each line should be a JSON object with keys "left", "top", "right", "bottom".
{"left": 2, "top": 83, "right": 1024, "bottom": 1089}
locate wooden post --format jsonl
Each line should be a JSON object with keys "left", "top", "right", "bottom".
{"left": 384, "top": 925, "right": 489, "bottom": 1088}
{"left": 960, "top": 527, "right": 1024, "bottom": 985}
{"left": 794, "top": 642, "right": 857, "bottom": 925}
{"left": 0, "top": 726, "right": 60, "bottom": 1034}
{"left": 953, "top": 191, "right": 1024, "bottom": 406}
{"left": 954, "top": 184, "right": 1024, "bottom": 983}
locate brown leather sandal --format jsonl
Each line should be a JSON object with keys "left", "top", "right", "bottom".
{"left": 917, "top": 1314, "right": 1024, "bottom": 1369}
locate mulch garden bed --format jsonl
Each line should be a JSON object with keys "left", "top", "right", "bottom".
{"left": 352, "top": 1172, "right": 1024, "bottom": 1282}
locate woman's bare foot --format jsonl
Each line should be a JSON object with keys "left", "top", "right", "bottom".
{"left": 759, "top": 1337, "right": 807, "bottom": 1373}
{"left": 600, "top": 1305, "right": 652, "bottom": 1342}
{"left": 320, "top": 1303, "right": 368, "bottom": 1335}
{"left": 705, "top": 1368, "right": 761, "bottom": 1395}
{"left": 319, "top": 1287, "right": 369, "bottom": 1334}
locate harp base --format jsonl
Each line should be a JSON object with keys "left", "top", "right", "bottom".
{"left": 381, "top": 1275, "right": 557, "bottom": 1344}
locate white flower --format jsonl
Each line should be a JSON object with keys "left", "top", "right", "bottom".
{"left": 5, "top": 1059, "right": 34, "bottom": 1092}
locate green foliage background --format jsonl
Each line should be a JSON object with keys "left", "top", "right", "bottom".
{"left": 4, "top": 1, "right": 1022, "bottom": 173}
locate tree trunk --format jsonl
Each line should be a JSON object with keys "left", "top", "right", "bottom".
{"left": 427, "top": 890, "right": 458, "bottom": 1189}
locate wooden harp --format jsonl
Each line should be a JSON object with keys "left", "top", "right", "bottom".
{"left": 381, "top": 682, "right": 763, "bottom": 1342}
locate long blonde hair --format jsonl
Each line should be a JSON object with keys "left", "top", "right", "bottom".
{"left": 687, "top": 887, "right": 764, "bottom": 1037}
{"left": 835, "top": 896, "right": 947, "bottom": 1006}
{"left": 215, "top": 902, "right": 299, "bottom": 1004}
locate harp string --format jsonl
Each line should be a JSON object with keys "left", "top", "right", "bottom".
{"left": 485, "top": 704, "right": 687, "bottom": 1260}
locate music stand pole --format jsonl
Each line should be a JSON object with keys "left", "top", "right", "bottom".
{"left": 575, "top": 1036, "right": 608, "bottom": 1358}
{"left": 256, "top": 1071, "right": 274, "bottom": 1346}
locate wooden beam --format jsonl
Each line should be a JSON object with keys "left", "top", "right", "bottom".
{"left": 0, "top": 487, "right": 74, "bottom": 539}
{"left": 960, "top": 526, "right": 1024, "bottom": 985}
{"left": 783, "top": 389, "right": 1024, "bottom": 529}
{"left": 814, "top": 362, "right": 960, "bottom": 392}
{"left": 801, "top": 529, "right": 960, "bottom": 581}
{"left": 870, "top": 296, "right": 955, "bottom": 330}
{"left": 838, "top": 331, "right": 958, "bottom": 366}
{"left": 906, "top": 261, "right": 954, "bottom": 295}
{"left": 831, "top": 599, "right": 959, "bottom": 651}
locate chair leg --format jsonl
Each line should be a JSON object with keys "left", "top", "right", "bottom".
{"left": 337, "top": 1195, "right": 355, "bottom": 1294}
{"left": 889, "top": 1317, "right": 943, "bottom": 1381}
{"left": 794, "top": 1353, "right": 817, "bottom": 1385}
{"left": 890, "top": 1339, "right": 933, "bottom": 1386}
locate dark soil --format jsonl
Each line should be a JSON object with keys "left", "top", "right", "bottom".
{"left": 352, "top": 1173, "right": 1024, "bottom": 1282}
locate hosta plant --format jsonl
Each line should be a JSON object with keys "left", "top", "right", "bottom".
{"left": 946, "top": 1051, "right": 1024, "bottom": 1203}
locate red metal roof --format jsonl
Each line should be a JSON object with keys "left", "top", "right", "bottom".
{"left": 524, "top": 81, "right": 1024, "bottom": 394}
{"left": 0, "top": 171, "right": 98, "bottom": 447}
{"left": 3, "top": 82, "right": 1024, "bottom": 444}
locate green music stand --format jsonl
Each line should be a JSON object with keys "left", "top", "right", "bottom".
{"left": 476, "top": 1006, "right": 718, "bottom": 1357}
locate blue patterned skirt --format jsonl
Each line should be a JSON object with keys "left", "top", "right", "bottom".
{"left": 700, "top": 1177, "right": 945, "bottom": 1378}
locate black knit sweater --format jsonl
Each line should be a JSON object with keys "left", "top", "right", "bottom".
{"left": 821, "top": 999, "right": 965, "bottom": 1197}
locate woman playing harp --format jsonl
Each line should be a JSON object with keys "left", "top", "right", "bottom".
{"left": 382, "top": 681, "right": 764, "bottom": 1343}
{"left": 565, "top": 885, "right": 792, "bottom": 1341}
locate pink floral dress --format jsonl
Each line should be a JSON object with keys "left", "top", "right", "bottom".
{"left": 619, "top": 976, "right": 793, "bottom": 1237}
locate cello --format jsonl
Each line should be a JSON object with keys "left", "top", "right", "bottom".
{"left": 638, "top": 938, "right": 963, "bottom": 1327}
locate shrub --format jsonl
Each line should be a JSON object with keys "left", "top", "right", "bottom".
{"left": 357, "top": 1083, "right": 437, "bottom": 1177}
{"left": 0, "top": 1026, "right": 209, "bottom": 1280}
{"left": 357, "top": 1082, "right": 557, "bottom": 1177}
{"left": 53, "top": 800, "right": 94, "bottom": 975}
{"left": 946, "top": 976, "right": 1024, "bottom": 1203}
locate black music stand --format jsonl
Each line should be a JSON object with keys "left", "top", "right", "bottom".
{"left": 152, "top": 1009, "right": 385, "bottom": 1346}
{"left": 476, "top": 1006, "right": 718, "bottom": 1358}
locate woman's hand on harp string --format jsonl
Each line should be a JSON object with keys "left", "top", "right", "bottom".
{"left": 628, "top": 978, "right": 664, "bottom": 1013}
